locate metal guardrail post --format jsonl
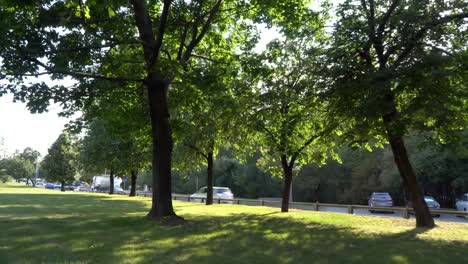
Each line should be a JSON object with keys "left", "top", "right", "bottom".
{"left": 201, "top": 198, "right": 205, "bottom": 203}
{"left": 237, "top": 199, "right": 240, "bottom": 205}
{"left": 403, "top": 207, "right": 409, "bottom": 219}
{"left": 347, "top": 205, "right": 354, "bottom": 214}
{"left": 313, "top": 201, "right": 319, "bottom": 211}
{"left": 218, "top": 198, "right": 221, "bottom": 204}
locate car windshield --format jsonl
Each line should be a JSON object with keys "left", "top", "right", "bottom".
{"left": 373, "top": 193, "right": 391, "bottom": 199}
{"left": 424, "top": 196, "right": 435, "bottom": 202}
{"left": 215, "top": 188, "right": 230, "bottom": 194}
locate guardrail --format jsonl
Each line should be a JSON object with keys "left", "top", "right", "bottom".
{"left": 76, "top": 189, "right": 468, "bottom": 220}
{"left": 164, "top": 193, "right": 468, "bottom": 219}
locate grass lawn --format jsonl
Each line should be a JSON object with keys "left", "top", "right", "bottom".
{"left": 1, "top": 182, "right": 467, "bottom": 264}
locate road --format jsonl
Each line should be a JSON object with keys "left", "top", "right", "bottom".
{"left": 48, "top": 187, "right": 467, "bottom": 224}
{"left": 179, "top": 197, "right": 468, "bottom": 223}
{"left": 317, "top": 206, "right": 468, "bottom": 223}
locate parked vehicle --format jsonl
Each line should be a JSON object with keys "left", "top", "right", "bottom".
{"left": 408, "top": 196, "right": 441, "bottom": 217}
{"left": 91, "top": 175, "right": 123, "bottom": 192}
{"left": 190, "top": 187, "right": 234, "bottom": 204}
{"left": 368, "top": 192, "right": 393, "bottom": 213}
{"left": 114, "top": 187, "right": 128, "bottom": 195}
{"left": 455, "top": 194, "right": 468, "bottom": 217}
{"left": 44, "top": 182, "right": 57, "bottom": 189}
{"left": 74, "top": 186, "right": 92, "bottom": 192}
{"left": 34, "top": 179, "right": 44, "bottom": 187}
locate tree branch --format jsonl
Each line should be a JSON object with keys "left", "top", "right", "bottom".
{"left": 184, "top": 143, "right": 208, "bottom": 159}
{"left": 153, "top": 0, "right": 172, "bottom": 68}
{"left": 130, "top": 0, "right": 164, "bottom": 69}
{"left": 393, "top": 12, "right": 468, "bottom": 67}
{"left": 23, "top": 57, "right": 143, "bottom": 83}
{"left": 181, "top": 0, "right": 222, "bottom": 64}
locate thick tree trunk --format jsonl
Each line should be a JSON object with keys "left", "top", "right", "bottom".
{"left": 130, "top": 170, "right": 137, "bottom": 197}
{"left": 109, "top": 168, "right": 114, "bottom": 195}
{"left": 60, "top": 181, "right": 65, "bottom": 192}
{"left": 206, "top": 152, "right": 214, "bottom": 205}
{"left": 281, "top": 156, "right": 293, "bottom": 212}
{"left": 146, "top": 72, "right": 177, "bottom": 219}
{"left": 383, "top": 96, "right": 435, "bottom": 228}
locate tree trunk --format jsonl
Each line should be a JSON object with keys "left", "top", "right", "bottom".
{"left": 206, "top": 151, "right": 214, "bottom": 205}
{"left": 109, "top": 168, "right": 114, "bottom": 195}
{"left": 61, "top": 181, "right": 65, "bottom": 192}
{"left": 281, "top": 156, "right": 293, "bottom": 212}
{"left": 29, "top": 177, "right": 35, "bottom": 187}
{"left": 130, "top": 170, "right": 137, "bottom": 197}
{"left": 146, "top": 72, "right": 177, "bottom": 219}
{"left": 383, "top": 97, "right": 435, "bottom": 228}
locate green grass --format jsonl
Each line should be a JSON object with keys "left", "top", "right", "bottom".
{"left": 1, "top": 182, "right": 467, "bottom": 264}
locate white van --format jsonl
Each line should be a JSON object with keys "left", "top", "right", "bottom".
{"left": 91, "top": 175, "right": 123, "bottom": 193}
{"left": 455, "top": 194, "right": 468, "bottom": 214}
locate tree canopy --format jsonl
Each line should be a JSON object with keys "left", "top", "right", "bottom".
{"left": 41, "top": 132, "right": 78, "bottom": 191}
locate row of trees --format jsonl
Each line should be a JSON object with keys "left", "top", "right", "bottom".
{"left": 0, "top": 148, "right": 39, "bottom": 185}
{"left": 1, "top": 0, "right": 467, "bottom": 228}
{"left": 142, "top": 130, "right": 468, "bottom": 208}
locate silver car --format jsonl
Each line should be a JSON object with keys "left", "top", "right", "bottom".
{"left": 423, "top": 196, "right": 440, "bottom": 209}
{"left": 190, "top": 187, "right": 234, "bottom": 204}
{"left": 368, "top": 192, "right": 393, "bottom": 213}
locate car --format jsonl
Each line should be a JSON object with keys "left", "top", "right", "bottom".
{"left": 368, "top": 192, "right": 393, "bottom": 213}
{"left": 408, "top": 196, "right": 441, "bottom": 217}
{"left": 190, "top": 187, "right": 234, "bottom": 204}
{"left": 74, "top": 186, "right": 92, "bottom": 192}
{"left": 114, "top": 187, "right": 128, "bottom": 195}
{"left": 44, "top": 182, "right": 56, "bottom": 189}
{"left": 455, "top": 194, "right": 468, "bottom": 218}
{"left": 64, "top": 185, "right": 75, "bottom": 191}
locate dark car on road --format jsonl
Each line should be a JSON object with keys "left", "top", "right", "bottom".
{"left": 408, "top": 196, "right": 441, "bottom": 217}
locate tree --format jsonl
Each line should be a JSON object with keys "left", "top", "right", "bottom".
{"left": 19, "top": 147, "right": 41, "bottom": 186}
{"left": 42, "top": 133, "right": 77, "bottom": 191}
{"left": 1, "top": 0, "right": 318, "bottom": 220}
{"left": 242, "top": 37, "right": 337, "bottom": 212}
{"left": 19, "top": 147, "right": 41, "bottom": 164}
{"left": 76, "top": 83, "right": 151, "bottom": 196}
{"left": 2, "top": 157, "right": 34, "bottom": 184}
{"left": 171, "top": 61, "right": 244, "bottom": 205}
{"left": 79, "top": 118, "right": 124, "bottom": 194}
{"left": 326, "top": 0, "right": 468, "bottom": 227}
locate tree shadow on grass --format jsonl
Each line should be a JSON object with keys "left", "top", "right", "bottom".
{"left": 0, "top": 192, "right": 467, "bottom": 264}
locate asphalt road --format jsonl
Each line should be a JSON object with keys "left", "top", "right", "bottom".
{"left": 317, "top": 206, "right": 468, "bottom": 223}
{"left": 188, "top": 198, "right": 468, "bottom": 223}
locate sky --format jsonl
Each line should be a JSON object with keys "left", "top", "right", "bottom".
{"left": 0, "top": 94, "right": 73, "bottom": 158}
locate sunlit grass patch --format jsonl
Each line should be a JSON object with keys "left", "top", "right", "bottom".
{"left": 1, "top": 182, "right": 467, "bottom": 264}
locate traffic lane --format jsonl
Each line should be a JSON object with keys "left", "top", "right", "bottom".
{"left": 349, "top": 208, "right": 468, "bottom": 223}
{"left": 289, "top": 204, "right": 468, "bottom": 223}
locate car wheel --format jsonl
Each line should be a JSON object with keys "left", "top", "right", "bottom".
{"left": 369, "top": 210, "right": 374, "bottom": 214}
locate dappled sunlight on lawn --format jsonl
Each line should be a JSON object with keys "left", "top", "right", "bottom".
{"left": 1, "top": 182, "right": 468, "bottom": 263}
